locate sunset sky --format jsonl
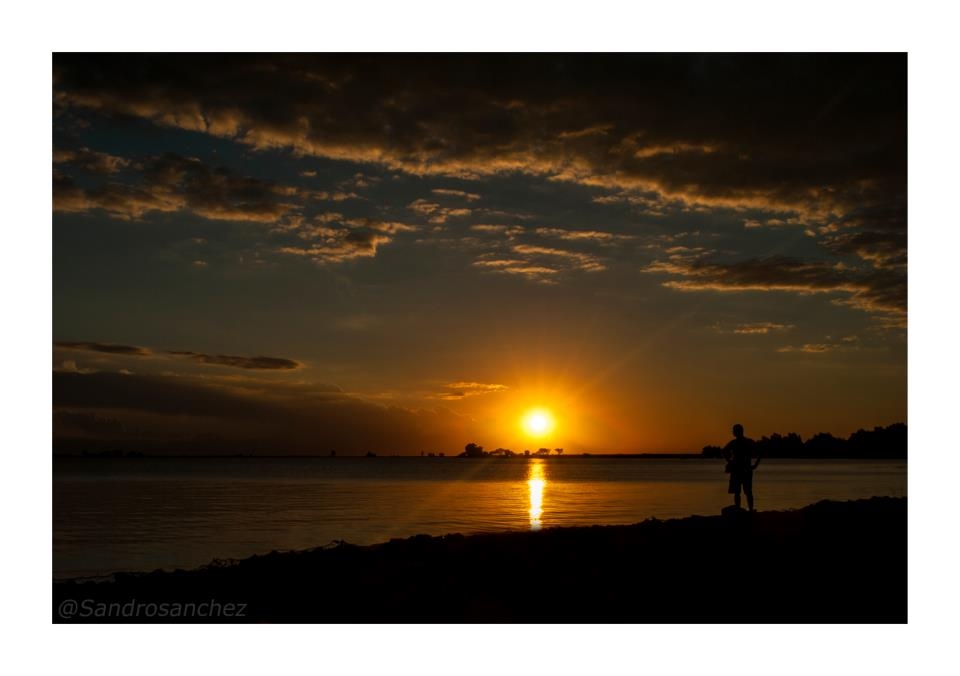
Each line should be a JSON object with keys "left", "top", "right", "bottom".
{"left": 52, "top": 53, "right": 907, "bottom": 453}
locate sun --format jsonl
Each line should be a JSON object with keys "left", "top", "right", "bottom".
{"left": 522, "top": 408, "right": 555, "bottom": 438}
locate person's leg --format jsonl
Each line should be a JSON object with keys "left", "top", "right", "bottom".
{"left": 745, "top": 488, "right": 754, "bottom": 511}
{"left": 733, "top": 489, "right": 741, "bottom": 508}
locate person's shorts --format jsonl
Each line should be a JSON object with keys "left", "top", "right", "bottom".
{"left": 728, "top": 470, "right": 753, "bottom": 494}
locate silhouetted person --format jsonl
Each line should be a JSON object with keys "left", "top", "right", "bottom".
{"left": 722, "top": 424, "right": 761, "bottom": 511}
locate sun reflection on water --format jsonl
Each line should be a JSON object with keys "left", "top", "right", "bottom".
{"left": 528, "top": 460, "right": 546, "bottom": 531}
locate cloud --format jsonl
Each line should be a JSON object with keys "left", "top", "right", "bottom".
{"left": 339, "top": 173, "right": 380, "bottom": 190}
{"left": 465, "top": 236, "right": 609, "bottom": 283}
{"left": 818, "top": 201, "right": 907, "bottom": 269}
{"left": 55, "top": 340, "right": 304, "bottom": 371}
{"left": 591, "top": 190, "right": 671, "bottom": 217}
{"left": 311, "top": 190, "right": 360, "bottom": 202}
{"left": 54, "top": 370, "right": 280, "bottom": 419}
{"left": 777, "top": 343, "right": 836, "bottom": 353}
{"left": 719, "top": 322, "right": 795, "bottom": 335}
{"left": 278, "top": 234, "right": 394, "bottom": 263}
{"left": 436, "top": 381, "right": 508, "bottom": 400}
{"left": 53, "top": 147, "right": 131, "bottom": 173}
{"left": 407, "top": 198, "right": 472, "bottom": 224}
{"left": 54, "top": 152, "right": 302, "bottom": 223}
{"left": 743, "top": 216, "right": 805, "bottom": 229}
{"left": 511, "top": 244, "right": 606, "bottom": 272}
{"left": 53, "top": 370, "right": 480, "bottom": 454}
{"left": 53, "top": 55, "right": 905, "bottom": 321}
{"left": 54, "top": 341, "right": 151, "bottom": 356}
{"left": 777, "top": 337, "right": 860, "bottom": 354}
{"left": 469, "top": 224, "right": 525, "bottom": 236}
{"left": 275, "top": 213, "right": 418, "bottom": 263}
{"left": 53, "top": 54, "right": 905, "bottom": 223}
{"left": 470, "top": 258, "right": 560, "bottom": 283}
{"left": 57, "top": 359, "right": 97, "bottom": 374}
{"left": 430, "top": 188, "right": 481, "bottom": 201}
{"left": 644, "top": 253, "right": 905, "bottom": 328}
{"left": 534, "top": 227, "right": 634, "bottom": 244}
{"left": 54, "top": 411, "right": 127, "bottom": 437}
{"left": 165, "top": 351, "right": 302, "bottom": 370}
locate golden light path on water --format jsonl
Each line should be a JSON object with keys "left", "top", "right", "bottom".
{"left": 527, "top": 460, "right": 546, "bottom": 530}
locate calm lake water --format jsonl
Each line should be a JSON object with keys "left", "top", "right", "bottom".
{"left": 53, "top": 456, "right": 907, "bottom": 578}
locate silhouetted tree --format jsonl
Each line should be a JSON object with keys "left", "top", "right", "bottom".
{"left": 554, "top": 448, "right": 564, "bottom": 456}
{"left": 463, "top": 443, "right": 485, "bottom": 458}
{"left": 804, "top": 432, "right": 843, "bottom": 457}
{"left": 701, "top": 445, "right": 723, "bottom": 458}
{"left": 703, "top": 423, "right": 905, "bottom": 459}
{"left": 536, "top": 447, "right": 551, "bottom": 456}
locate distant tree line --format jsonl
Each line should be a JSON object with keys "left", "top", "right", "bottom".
{"left": 459, "top": 443, "right": 564, "bottom": 458}
{"left": 701, "top": 423, "right": 906, "bottom": 459}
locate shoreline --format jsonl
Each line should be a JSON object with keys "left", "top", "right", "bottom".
{"left": 54, "top": 496, "right": 906, "bottom": 623}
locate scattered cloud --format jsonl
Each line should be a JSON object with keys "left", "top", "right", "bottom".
{"left": 533, "top": 227, "right": 634, "bottom": 244}
{"left": 435, "top": 381, "right": 509, "bottom": 400}
{"left": 777, "top": 343, "right": 836, "bottom": 354}
{"left": 733, "top": 322, "right": 795, "bottom": 335}
{"left": 55, "top": 340, "right": 303, "bottom": 371}
{"left": 743, "top": 216, "right": 805, "bottom": 229}
{"left": 275, "top": 212, "right": 418, "bottom": 263}
{"left": 511, "top": 244, "right": 606, "bottom": 272}
{"left": 166, "top": 351, "right": 302, "bottom": 370}
{"left": 55, "top": 341, "right": 151, "bottom": 356}
{"left": 54, "top": 153, "right": 303, "bottom": 223}
{"left": 277, "top": 233, "right": 393, "bottom": 263}
{"left": 53, "top": 147, "right": 131, "bottom": 173}
{"left": 644, "top": 254, "right": 905, "bottom": 327}
{"left": 311, "top": 190, "right": 360, "bottom": 202}
{"left": 776, "top": 337, "right": 861, "bottom": 354}
{"left": 431, "top": 188, "right": 481, "bottom": 201}
{"left": 408, "top": 198, "right": 472, "bottom": 224}
{"left": 471, "top": 258, "right": 560, "bottom": 283}
{"left": 469, "top": 224, "right": 525, "bottom": 237}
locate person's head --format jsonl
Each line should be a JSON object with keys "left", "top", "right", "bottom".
{"left": 732, "top": 423, "right": 744, "bottom": 439}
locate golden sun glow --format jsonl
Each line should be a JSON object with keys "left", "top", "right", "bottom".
{"left": 522, "top": 408, "right": 555, "bottom": 438}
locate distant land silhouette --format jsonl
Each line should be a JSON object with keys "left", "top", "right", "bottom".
{"left": 52, "top": 422, "right": 906, "bottom": 459}
{"left": 701, "top": 422, "right": 906, "bottom": 460}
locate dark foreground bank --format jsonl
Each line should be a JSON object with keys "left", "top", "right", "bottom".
{"left": 54, "top": 497, "right": 906, "bottom": 623}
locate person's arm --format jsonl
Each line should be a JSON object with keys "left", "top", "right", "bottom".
{"left": 722, "top": 441, "right": 733, "bottom": 462}
{"left": 752, "top": 444, "right": 762, "bottom": 470}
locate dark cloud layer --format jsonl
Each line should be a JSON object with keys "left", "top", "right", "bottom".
{"left": 53, "top": 371, "right": 475, "bottom": 454}
{"left": 55, "top": 340, "right": 302, "bottom": 370}
{"left": 53, "top": 54, "right": 905, "bottom": 213}
{"left": 54, "top": 371, "right": 279, "bottom": 419}
{"left": 54, "top": 341, "right": 151, "bottom": 356}
{"left": 644, "top": 254, "right": 906, "bottom": 327}
{"left": 54, "top": 53, "right": 906, "bottom": 318}
{"left": 166, "top": 351, "right": 302, "bottom": 370}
